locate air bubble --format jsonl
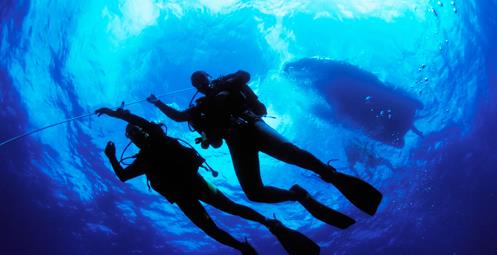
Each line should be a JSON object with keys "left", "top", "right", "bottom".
{"left": 364, "top": 96, "right": 372, "bottom": 104}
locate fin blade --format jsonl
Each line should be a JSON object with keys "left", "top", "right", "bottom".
{"left": 330, "top": 172, "right": 383, "bottom": 216}
{"left": 269, "top": 222, "right": 320, "bottom": 255}
{"left": 300, "top": 195, "right": 356, "bottom": 229}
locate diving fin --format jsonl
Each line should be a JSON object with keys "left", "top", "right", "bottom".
{"left": 325, "top": 172, "right": 383, "bottom": 216}
{"left": 291, "top": 185, "right": 356, "bottom": 229}
{"left": 267, "top": 219, "right": 320, "bottom": 255}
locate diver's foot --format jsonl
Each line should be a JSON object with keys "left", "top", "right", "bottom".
{"left": 320, "top": 161, "right": 338, "bottom": 183}
{"left": 290, "top": 184, "right": 311, "bottom": 202}
{"left": 239, "top": 240, "right": 258, "bottom": 255}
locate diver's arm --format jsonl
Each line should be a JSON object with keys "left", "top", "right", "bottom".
{"left": 104, "top": 141, "right": 144, "bottom": 182}
{"left": 147, "top": 95, "right": 192, "bottom": 122}
{"left": 95, "top": 107, "right": 155, "bottom": 132}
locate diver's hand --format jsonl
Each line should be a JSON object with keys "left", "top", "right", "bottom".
{"left": 104, "top": 141, "right": 116, "bottom": 158}
{"left": 115, "top": 107, "right": 129, "bottom": 116}
{"left": 195, "top": 132, "right": 210, "bottom": 149}
{"left": 195, "top": 137, "right": 210, "bottom": 149}
{"left": 147, "top": 94, "right": 159, "bottom": 104}
{"left": 95, "top": 107, "right": 114, "bottom": 117}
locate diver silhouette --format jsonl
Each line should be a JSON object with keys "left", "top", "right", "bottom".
{"left": 95, "top": 107, "right": 320, "bottom": 255}
{"left": 147, "top": 70, "right": 382, "bottom": 224}
{"left": 344, "top": 139, "right": 395, "bottom": 179}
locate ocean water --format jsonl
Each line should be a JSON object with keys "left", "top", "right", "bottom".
{"left": 1, "top": 0, "right": 496, "bottom": 254}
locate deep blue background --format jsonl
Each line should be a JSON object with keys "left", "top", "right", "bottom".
{"left": 1, "top": 1, "right": 496, "bottom": 254}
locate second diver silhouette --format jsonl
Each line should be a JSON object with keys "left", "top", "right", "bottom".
{"left": 95, "top": 107, "right": 320, "bottom": 255}
{"left": 147, "top": 70, "right": 382, "bottom": 226}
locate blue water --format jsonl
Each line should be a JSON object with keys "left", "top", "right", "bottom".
{"left": 1, "top": 1, "right": 496, "bottom": 254}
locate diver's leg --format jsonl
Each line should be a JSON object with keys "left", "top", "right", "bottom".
{"left": 254, "top": 121, "right": 335, "bottom": 178}
{"left": 253, "top": 121, "right": 382, "bottom": 215}
{"left": 176, "top": 199, "right": 256, "bottom": 254}
{"left": 197, "top": 178, "right": 322, "bottom": 255}
{"left": 226, "top": 131, "right": 297, "bottom": 203}
{"left": 197, "top": 178, "right": 267, "bottom": 224}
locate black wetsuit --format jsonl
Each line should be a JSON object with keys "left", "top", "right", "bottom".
{"left": 152, "top": 71, "right": 333, "bottom": 203}
{"left": 128, "top": 123, "right": 204, "bottom": 203}
{"left": 102, "top": 110, "right": 266, "bottom": 254}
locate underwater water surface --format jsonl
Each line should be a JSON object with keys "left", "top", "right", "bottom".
{"left": 1, "top": 0, "right": 497, "bottom": 254}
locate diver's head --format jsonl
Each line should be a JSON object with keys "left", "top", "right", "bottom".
{"left": 191, "top": 70, "right": 211, "bottom": 94}
{"left": 125, "top": 124, "right": 149, "bottom": 148}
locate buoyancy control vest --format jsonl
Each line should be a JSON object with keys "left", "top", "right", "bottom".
{"left": 210, "top": 71, "right": 267, "bottom": 117}
{"left": 137, "top": 124, "right": 206, "bottom": 202}
{"left": 188, "top": 71, "right": 267, "bottom": 148}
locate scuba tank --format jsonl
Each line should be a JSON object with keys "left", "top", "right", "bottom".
{"left": 188, "top": 71, "right": 267, "bottom": 149}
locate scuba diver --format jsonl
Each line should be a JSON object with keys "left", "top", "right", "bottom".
{"left": 344, "top": 139, "right": 395, "bottom": 179}
{"left": 146, "top": 70, "right": 382, "bottom": 226}
{"left": 95, "top": 107, "right": 320, "bottom": 255}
